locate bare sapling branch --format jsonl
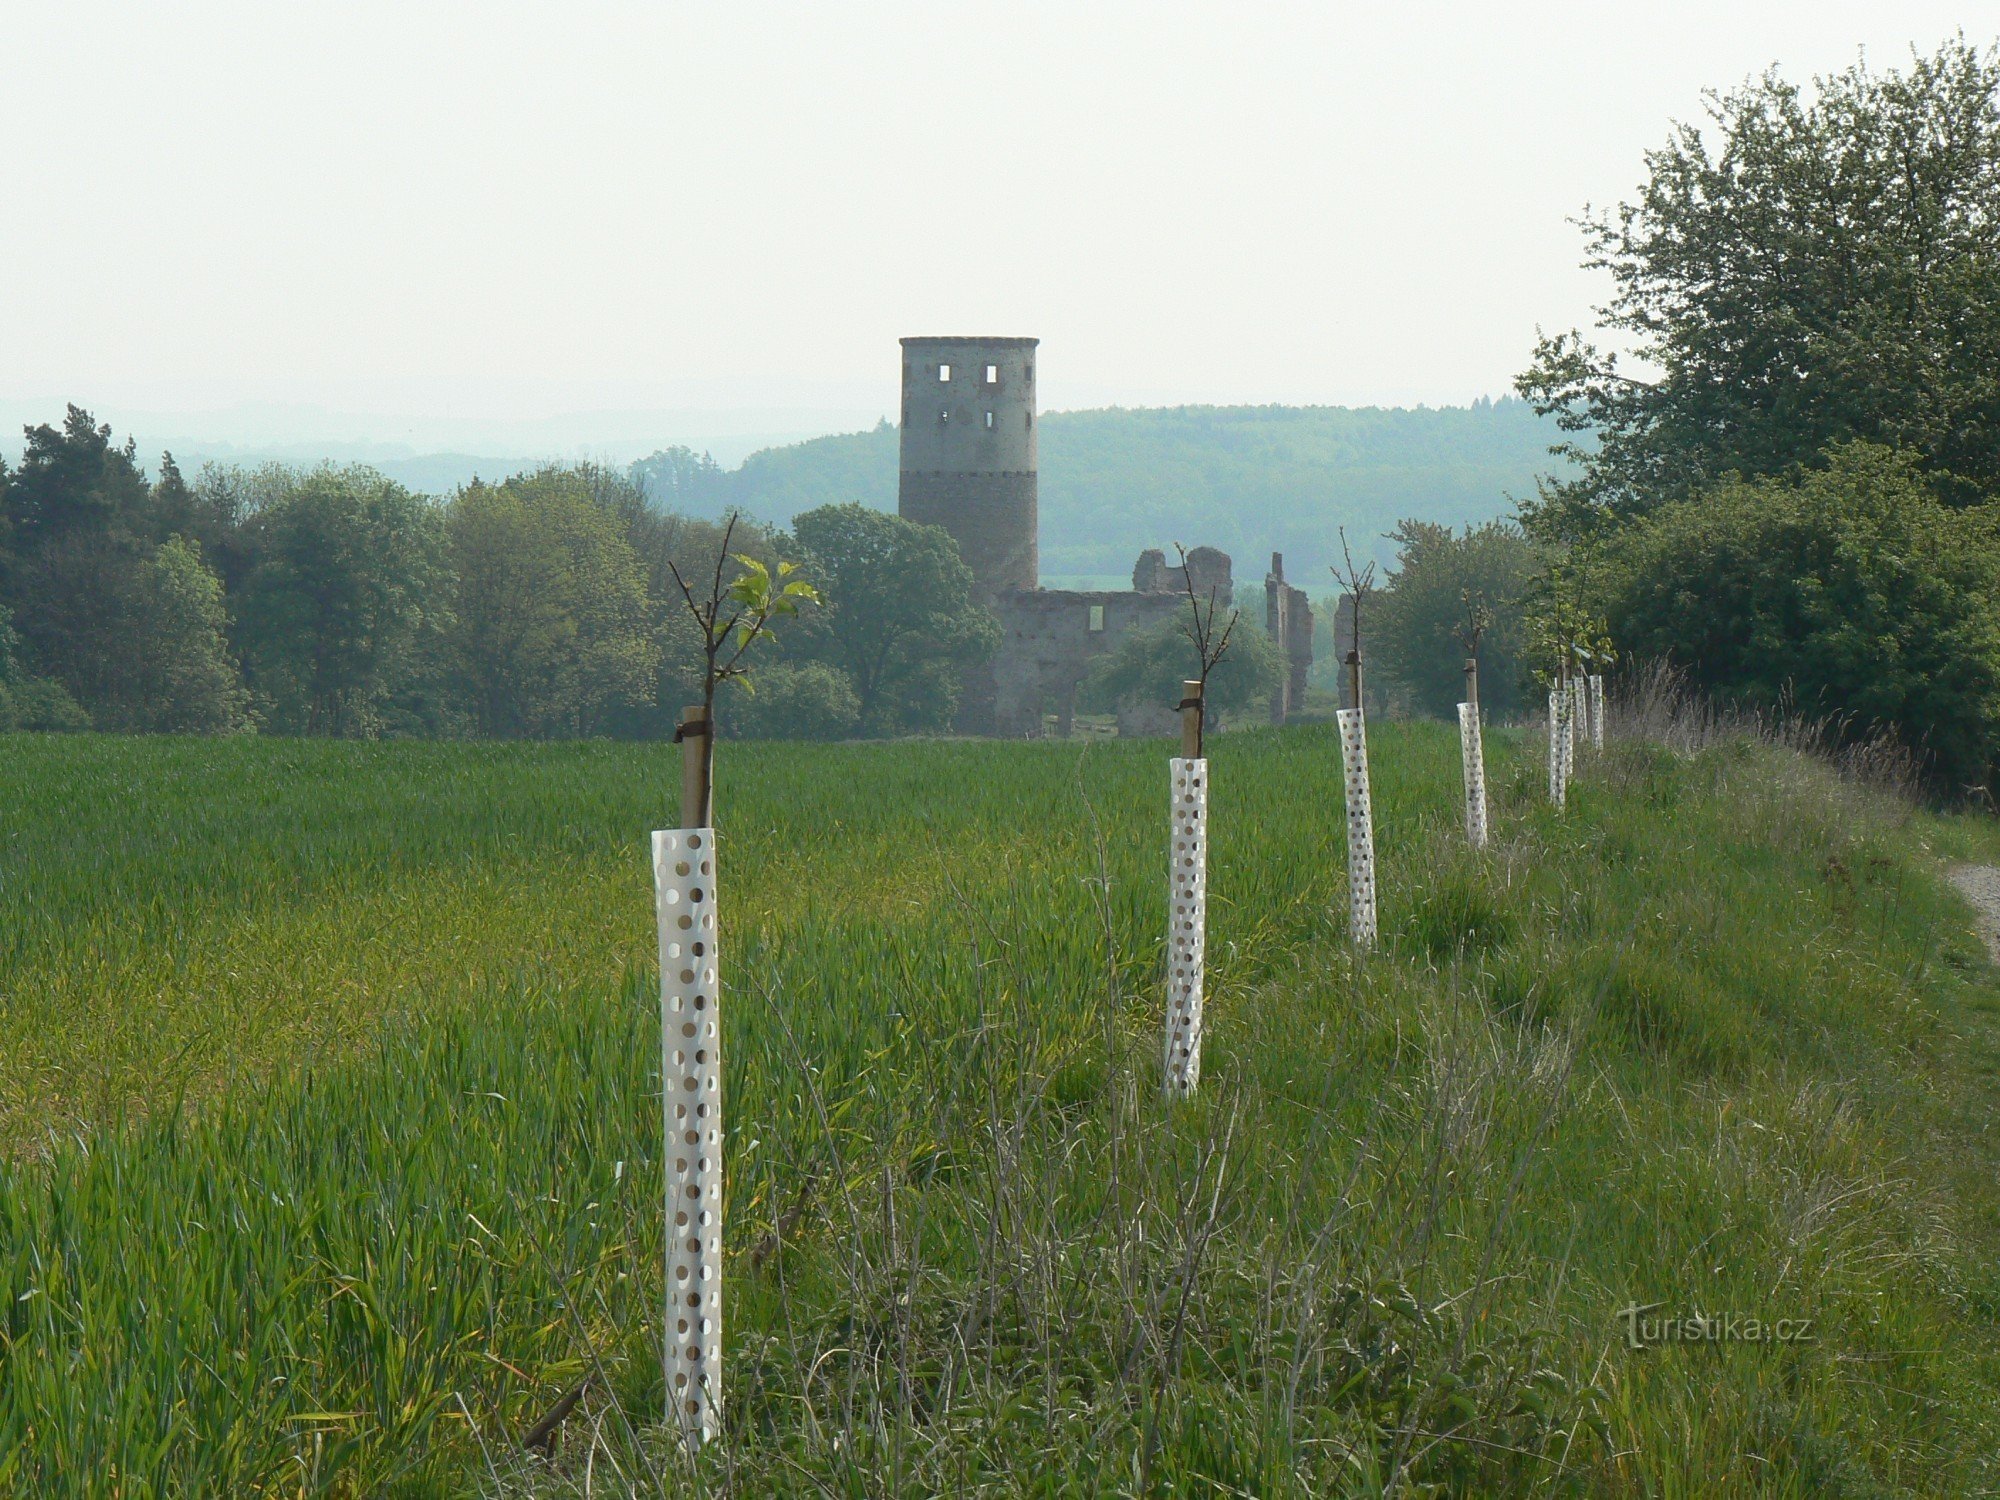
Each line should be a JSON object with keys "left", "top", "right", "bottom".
{"left": 1329, "top": 527, "right": 1377, "bottom": 712}
{"left": 1455, "top": 587, "right": 1493, "bottom": 708}
{"left": 1174, "top": 543, "right": 1238, "bottom": 758}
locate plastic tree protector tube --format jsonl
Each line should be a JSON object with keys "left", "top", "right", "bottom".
{"left": 1547, "top": 690, "right": 1567, "bottom": 808}
{"left": 1458, "top": 701, "right": 1489, "bottom": 847}
{"left": 654, "top": 827, "right": 722, "bottom": 1447}
{"left": 1163, "top": 757, "right": 1207, "bottom": 1096}
{"left": 1337, "top": 709, "right": 1379, "bottom": 948}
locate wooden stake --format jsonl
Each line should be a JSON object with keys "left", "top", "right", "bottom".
{"left": 679, "top": 704, "right": 712, "bottom": 829}
{"left": 1464, "top": 657, "right": 1479, "bottom": 709}
{"left": 1180, "top": 680, "right": 1204, "bottom": 760}
{"left": 1344, "top": 652, "right": 1363, "bottom": 715}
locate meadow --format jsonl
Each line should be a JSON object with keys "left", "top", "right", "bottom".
{"left": 5, "top": 716, "right": 2000, "bottom": 1493}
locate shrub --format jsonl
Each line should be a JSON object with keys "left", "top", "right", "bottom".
{"left": 726, "top": 662, "right": 860, "bottom": 740}
{"left": 1588, "top": 443, "right": 2000, "bottom": 794}
{"left": 1077, "top": 616, "right": 1283, "bottom": 726}
{"left": 0, "top": 676, "right": 91, "bottom": 731}
{"left": 0, "top": 619, "right": 90, "bottom": 730}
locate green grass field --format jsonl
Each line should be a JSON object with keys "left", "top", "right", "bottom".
{"left": 6, "top": 721, "right": 2000, "bottom": 1494}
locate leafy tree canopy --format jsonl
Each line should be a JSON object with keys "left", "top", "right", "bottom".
{"left": 236, "top": 468, "right": 449, "bottom": 737}
{"left": 446, "top": 471, "right": 659, "bottom": 739}
{"left": 1584, "top": 442, "right": 2000, "bottom": 792}
{"left": 787, "top": 503, "right": 996, "bottom": 735}
{"left": 1373, "top": 520, "right": 1538, "bottom": 721}
{"left": 1518, "top": 39, "right": 2000, "bottom": 539}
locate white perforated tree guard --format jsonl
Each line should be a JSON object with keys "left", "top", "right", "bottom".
{"left": 1164, "top": 757, "right": 1207, "bottom": 1096}
{"left": 1546, "top": 690, "right": 1567, "bottom": 808}
{"left": 1337, "top": 709, "right": 1378, "bottom": 949}
{"left": 1561, "top": 686, "right": 1577, "bottom": 786}
{"left": 1458, "top": 701, "right": 1488, "bottom": 848}
{"left": 1589, "top": 674, "right": 1606, "bottom": 750}
{"left": 653, "top": 827, "right": 722, "bottom": 1448}
{"left": 1568, "top": 677, "right": 1586, "bottom": 760}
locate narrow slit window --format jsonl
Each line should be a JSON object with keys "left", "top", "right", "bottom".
{"left": 1088, "top": 604, "right": 1105, "bottom": 632}
{"left": 938, "top": 363, "right": 952, "bottom": 382}
{"left": 939, "top": 408, "right": 950, "bottom": 424}
{"left": 984, "top": 363, "right": 998, "bottom": 383}
{"left": 984, "top": 410, "right": 995, "bottom": 429}
{"left": 1024, "top": 364, "right": 1033, "bottom": 382}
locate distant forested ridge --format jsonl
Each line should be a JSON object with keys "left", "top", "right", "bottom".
{"left": 632, "top": 398, "right": 1562, "bottom": 581}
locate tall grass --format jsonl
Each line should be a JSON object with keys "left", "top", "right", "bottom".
{"left": 3, "top": 717, "right": 2000, "bottom": 1493}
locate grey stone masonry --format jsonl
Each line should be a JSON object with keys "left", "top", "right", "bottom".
{"left": 1264, "top": 553, "right": 1315, "bottom": 724}
{"left": 897, "top": 336, "right": 1040, "bottom": 602}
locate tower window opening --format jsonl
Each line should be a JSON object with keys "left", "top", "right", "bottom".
{"left": 1088, "top": 604, "right": 1105, "bottom": 633}
{"left": 1025, "top": 364, "right": 1033, "bottom": 382}
{"left": 938, "top": 363, "right": 952, "bottom": 382}
{"left": 984, "top": 410, "right": 995, "bottom": 429}
{"left": 939, "top": 408, "right": 949, "bottom": 424}
{"left": 984, "top": 364, "right": 998, "bottom": 383}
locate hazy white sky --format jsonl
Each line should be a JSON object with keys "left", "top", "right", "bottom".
{"left": 2, "top": 1, "right": 1992, "bottom": 450}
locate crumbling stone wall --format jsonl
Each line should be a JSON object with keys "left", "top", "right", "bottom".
{"left": 1264, "top": 553, "right": 1315, "bottom": 724}
{"left": 991, "top": 549, "right": 1245, "bottom": 738}
{"left": 991, "top": 587, "right": 1184, "bottom": 737}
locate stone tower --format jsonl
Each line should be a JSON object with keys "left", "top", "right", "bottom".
{"left": 897, "top": 336, "right": 1040, "bottom": 601}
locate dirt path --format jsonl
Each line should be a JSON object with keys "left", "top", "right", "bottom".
{"left": 1950, "top": 864, "right": 2000, "bottom": 964}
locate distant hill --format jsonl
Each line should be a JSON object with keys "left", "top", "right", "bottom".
{"left": 632, "top": 398, "right": 1565, "bottom": 582}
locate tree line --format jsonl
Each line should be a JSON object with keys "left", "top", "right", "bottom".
{"left": 1507, "top": 37, "right": 2000, "bottom": 795}
{"left": 0, "top": 412, "right": 996, "bottom": 741}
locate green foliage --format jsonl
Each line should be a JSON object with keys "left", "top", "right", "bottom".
{"left": 1519, "top": 553, "right": 1615, "bottom": 690}
{"left": 709, "top": 552, "right": 820, "bottom": 695}
{"left": 1372, "top": 519, "right": 1537, "bottom": 719}
{"left": 787, "top": 503, "right": 996, "bottom": 734}
{"left": 0, "top": 620, "right": 87, "bottom": 731}
{"left": 1588, "top": 443, "right": 2000, "bottom": 791}
{"left": 7, "top": 724, "right": 2000, "bottom": 1488}
{"left": 631, "top": 400, "right": 1559, "bottom": 577}
{"left": 627, "top": 444, "right": 725, "bottom": 512}
{"left": 1077, "top": 613, "right": 1283, "bottom": 724}
{"left": 235, "top": 467, "right": 448, "bottom": 736}
{"left": 130, "top": 537, "right": 253, "bottom": 734}
{"left": 1519, "top": 40, "right": 2000, "bottom": 537}
{"left": 0, "top": 405, "right": 151, "bottom": 556}
{"left": 445, "top": 471, "right": 660, "bottom": 738}
{"left": 722, "top": 660, "right": 860, "bottom": 740}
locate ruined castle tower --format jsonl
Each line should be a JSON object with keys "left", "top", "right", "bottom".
{"left": 897, "top": 336, "right": 1040, "bottom": 602}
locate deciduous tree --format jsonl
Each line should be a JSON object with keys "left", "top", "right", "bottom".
{"left": 787, "top": 504, "right": 996, "bottom": 734}
{"left": 1518, "top": 40, "right": 2000, "bottom": 538}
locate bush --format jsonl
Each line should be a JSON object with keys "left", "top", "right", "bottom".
{"left": 726, "top": 662, "right": 860, "bottom": 740}
{"left": 0, "top": 676, "right": 91, "bottom": 731}
{"left": 0, "top": 617, "right": 90, "bottom": 730}
{"left": 1588, "top": 442, "right": 2000, "bottom": 793}
{"left": 1077, "top": 615, "right": 1283, "bottom": 725}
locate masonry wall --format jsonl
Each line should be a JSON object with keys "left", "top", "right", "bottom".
{"left": 898, "top": 335, "right": 1040, "bottom": 602}
{"left": 899, "top": 471, "right": 1038, "bottom": 597}
{"left": 991, "top": 588, "right": 1184, "bottom": 738}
